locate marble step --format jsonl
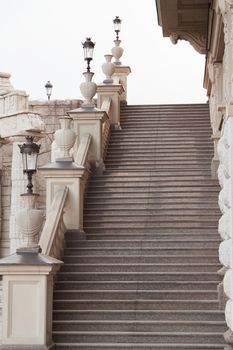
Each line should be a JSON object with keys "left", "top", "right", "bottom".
{"left": 53, "top": 320, "right": 226, "bottom": 333}
{"left": 56, "top": 271, "right": 220, "bottom": 282}
{"left": 55, "top": 280, "right": 220, "bottom": 291}
{"left": 53, "top": 299, "right": 220, "bottom": 311}
{"left": 53, "top": 309, "right": 225, "bottom": 322}
{"left": 53, "top": 330, "right": 224, "bottom": 344}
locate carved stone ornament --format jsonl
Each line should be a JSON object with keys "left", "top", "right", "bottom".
{"left": 170, "top": 31, "right": 207, "bottom": 54}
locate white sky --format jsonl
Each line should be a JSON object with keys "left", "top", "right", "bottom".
{"left": 0, "top": 0, "right": 207, "bottom": 104}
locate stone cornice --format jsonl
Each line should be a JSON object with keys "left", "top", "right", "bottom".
{"left": 156, "top": 0, "right": 209, "bottom": 55}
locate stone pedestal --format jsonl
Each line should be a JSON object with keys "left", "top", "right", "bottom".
{"left": 39, "top": 162, "right": 88, "bottom": 233}
{"left": 68, "top": 108, "right": 107, "bottom": 173}
{"left": 112, "top": 66, "right": 131, "bottom": 103}
{"left": 0, "top": 246, "right": 62, "bottom": 349}
{"left": 97, "top": 84, "right": 123, "bottom": 129}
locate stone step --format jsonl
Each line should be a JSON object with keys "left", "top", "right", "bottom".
{"left": 53, "top": 309, "right": 225, "bottom": 321}
{"left": 86, "top": 189, "right": 218, "bottom": 196}
{"left": 83, "top": 228, "right": 218, "bottom": 234}
{"left": 53, "top": 331, "right": 224, "bottom": 344}
{"left": 84, "top": 209, "right": 220, "bottom": 220}
{"left": 92, "top": 174, "right": 216, "bottom": 181}
{"left": 55, "top": 342, "right": 225, "bottom": 350}
{"left": 55, "top": 280, "right": 220, "bottom": 291}
{"left": 84, "top": 222, "right": 218, "bottom": 229}
{"left": 84, "top": 209, "right": 220, "bottom": 216}
{"left": 104, "top": 157, "right": 213, "bottom": 162}
{"left": 85, "top": 198, "right": 218, "bottom": 205}
{"left": 66, "top": 240, "right": 219, "bottom": 249}
{"left": 118, "top": 132, "right": 211, "bottom": 137}
{"left": 105, "top": 161, "right": 212, "bottom": 166}
{"left": 53, "top": 320, "right": 226, "bottom": 333}
{"left": 60, "top": 263, "right": 220, "bottom": 273}
{"left": 57, "top": 271, "right": 220, "bottom": 282}
{"left": 103, "top": 169, "right": 212, "bottom": 175}
{"left": 63, "top": 247, "right": 218, "bottom": 257}
{"left": 83, "top": 232, "right": 220, "bottom": 241}
{"left": 54, "top": 290, "right": 218, "bottom": 301}
{"left": 62, "top": 255, "right": 220, "bottom": 265}
{"left": 106, "top": 167, "right": 213, "bottom": 171}
{"left": 88, "top": 180, "right": 218, "bottom": 187}
{"left": 53, "top": 299, "right": 220, "bottom": 311}
{"left": 106, "top": 153, "right": 213, "bottom": 158}
{"left": 120, "top": 120, "right": 210, "bottom": 124}
{"left": 107, "top": 146, "right": 213, "bottom": 151}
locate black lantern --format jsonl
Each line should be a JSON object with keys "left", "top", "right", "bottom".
{"left": 45, "top": 80, "right": 53, "bottom": 100}
{"left": 82, "top": 37, "right": 95, "bottom": 72}
{"left": 113, "top": 16, "right": 122, "bottom": 40}
{"left": 18, "top": 136, "right": 41, "bottom": 194}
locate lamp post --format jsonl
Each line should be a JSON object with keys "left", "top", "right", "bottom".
{"left": 113, "top": 16, "right": 122, "bottom": 40}
{"left": 80, "top": 37, "right": 97, "bottom": 108}
{"left": 45, "top": 80, "right": 53, "bottom": 100}
{"left": 82, "top": 37, "right": 95, "bottom": 73}
{"left": 18, "top": 136, "right": 41, "bottom": 194}
{"left": 112, "top": 16, "right": 124, "bottom": 65}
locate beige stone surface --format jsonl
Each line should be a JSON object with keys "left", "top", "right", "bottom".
{"left": 0, "top": 259, "right": 61, "bottom": 347}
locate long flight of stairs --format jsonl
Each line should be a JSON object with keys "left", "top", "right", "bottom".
{"left": 53, "top": 104, "right": 226, "bottom": 349}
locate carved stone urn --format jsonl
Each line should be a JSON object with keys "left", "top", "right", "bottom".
{"left": 111, "top": 40, "right": 124, "bottom": 65}
{"left": 16, "top": 194, "right": 44, "bottom": 248}
{"left": 54, "top": 115, "right": 76, "bottom": 161}
{"left": 102, "top": 54, "right": 115, "bottom": 83}
{"left": 80, "top": 72, "right": 97, "bottom": 108}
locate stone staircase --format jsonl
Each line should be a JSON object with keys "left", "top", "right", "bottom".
{"left": 53, "top": 104, "right": 226, "bottom": 349}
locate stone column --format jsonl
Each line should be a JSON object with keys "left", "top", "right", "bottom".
{"left": 9, "top": 139, "right": 28, "bottom": 253}
{"left": 112, "top": 66, "right": 131, "bottom": 103}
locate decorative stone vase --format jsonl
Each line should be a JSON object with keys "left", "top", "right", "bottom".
{"left": 80, "top": 72, "right": 97, "bottom": 108}
{"left": 16, "top": 194, "right": 44, "bottom": 248}
{"left": 102, "top": 54, "right": 115, "bottom": 83}
{"left": 54, "top": 116, "right": 76, "bottom": 160}
{"left": 111, "top": 40, "right": 124, "bottom": 65}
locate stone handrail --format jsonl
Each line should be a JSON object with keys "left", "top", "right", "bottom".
{"left": 101, "top": 98, "right": 111, "bottom": 157}
{"left": 39, "top": 186, "right": 68, "bottom": 259}
{"left": 75, "top": 133, "right": 92, "bottom": 167}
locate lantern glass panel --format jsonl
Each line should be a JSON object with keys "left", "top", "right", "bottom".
{"left": 21, "top": 151, "right": 38, "bottom": 172}
{"left": 84, "top": 46, "right": 94, "bottom": 60}
{"left": 114, "top": 21, "right": 121, "bottom": 32}
{"left": 46, "top": 86, "right": 52, "bottom": 96}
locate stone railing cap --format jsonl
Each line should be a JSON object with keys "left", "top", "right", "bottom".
{"left": 39, "top": 161, "right": 86, "bottom": 171}
{"left": 0, "top": 246, "right": 63, "bottom": 265}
